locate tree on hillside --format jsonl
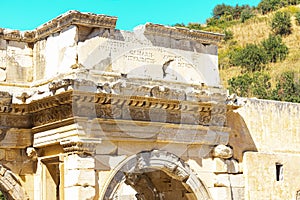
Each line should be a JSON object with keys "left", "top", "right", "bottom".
{"left": 213, "top": 4, "right": 233, "bottom": 19}
{"left": 278, "top": 0, "right": 300, "bottom": 6}
{"left": 228, "top": 72, "right": 271, "bottom": 98}
{"left": 212, "top": 3, "right": 253, "bottom": 20}
{"left": 258, "top": 0, "right": 282, "bottom": 14}
{"left": 251, "top": 72, "right": 272, "bottom": 98}
{"left": 228, "top": 73, "right": 253, "bottom": 97}
{"left": 233, "top": 4, "right": 252, "bottom": 20}
{"left": 261, "top": 34, "right": 289, "bottom": 62}
{"left": 0, "top": 192, "right": 5, "bottom": 200}
{"left": 231, "top": 44, "right": 267, "bottom": 72}
{"left": 271, "top": 11, "right": 292, "bottom": 36}
{"left": 240, "top": 8, "right": 255, "bottom": 23}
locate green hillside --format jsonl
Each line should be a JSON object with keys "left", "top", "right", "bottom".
{"left": 175, "top": 1, "right": 300, "bottom": 103}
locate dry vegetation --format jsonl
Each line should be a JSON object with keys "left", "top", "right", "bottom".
{"left": 219, "top": 5, "right": 300, "bottom": 89}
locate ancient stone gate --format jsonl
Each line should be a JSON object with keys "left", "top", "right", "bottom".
{"left": 0, "top": 10, "right": 299, "bottom": 200}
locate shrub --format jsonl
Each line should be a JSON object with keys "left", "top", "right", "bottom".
{"left": 173, "top": 23, "right": 185, "bottom": 27}
{"left": 271, "top": 71, "right": 300, "bottom": 102}
{"left": 261, "top": 34, "right": 289, "bottom": 62}
{"left": 241, "top": 8, "right": 255, "bottom": 23}
{"left": 206, "top": 17, "right": 220, "bottom": 26}
{"left": 231, "top": 44, "right": 267, "bottom": 72}
{"left": 271, "top": 11, "right": 292, "bottom": 36}
{"left": 228, "top": 72, "right": 271, "bottom": 98}
{"left": 228, "top": 73, "right": 253, "bottom": 97}
{"left": 251, "top": 72, "right": 272, "bottom": 98}
{"left": 186, "top": 23, "right": 202, "bottom": 30}
{"left": 223, "top": 29, "right": 234, "bottom": 41}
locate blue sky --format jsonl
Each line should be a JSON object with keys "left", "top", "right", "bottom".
{"left": 0, "top": 0, "right": 261, "bottom": 31}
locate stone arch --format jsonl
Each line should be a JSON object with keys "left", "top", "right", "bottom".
{"left": 0, "top": 165, "right": 28, "bottom": 200}
{"left": 102, "top": 150, "right": 212, "bottom": 200}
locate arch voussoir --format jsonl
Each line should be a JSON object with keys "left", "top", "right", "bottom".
{"left": 0, "top": 165, "right": 29, "bottom": 200}
{"left": 103, "top": 150, "right": 212, "bottom": 200}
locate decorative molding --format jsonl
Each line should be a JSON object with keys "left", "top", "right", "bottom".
{"left": 26, "top": 89, "right": 237, "bottom": 127}
{"left": 32, "top": 104, "right": 72, "bottom": 127}
{"left": 60, "top": 139, "right": 97, "bottom": 154}
{"left": 144, "top": 23, "right": 224, "bottom": 45}
{"left": 0, "top": 85, "right": 238, "bottom": 128}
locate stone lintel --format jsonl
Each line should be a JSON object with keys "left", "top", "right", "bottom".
{"left": 33, "top": 123, "right": 79, "bottom": 148}
{"left": 33, "top": 116, "right": 230, "bottom": 153}
{"left": 76, "top": 118, "right": 230, "bottom": 145}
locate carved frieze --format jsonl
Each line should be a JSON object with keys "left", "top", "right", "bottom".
{"left": 95, "top": 104, "right": 122, "bottom": 119}
{"left": 0, "top": 76, "right": 237, "bottom": 129}
{"left": 26, "top": 89, "right": 234, "bottom": 127}
{"left": 32, "top": 104, "right": 72, "bottom": 127}
{"left": 60, "top": 139, "right": 96, "bottom": 154}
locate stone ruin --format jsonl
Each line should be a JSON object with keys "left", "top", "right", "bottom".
{"left": 0, "top": 10, "right": 299, "bottom": 200}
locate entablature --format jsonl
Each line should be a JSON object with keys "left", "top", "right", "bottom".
{"left": 26, "top": 90, "right": 238, "bottom": 128}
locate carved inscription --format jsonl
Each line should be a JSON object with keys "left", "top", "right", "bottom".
{"left": 163, "top": 54, "right": 193, "bottom": 68}
{"left": 124, "top": 49, "right": 155, "bottom": 64}
{"left": 99, "top": 39, "right": 127, "bottom": 53}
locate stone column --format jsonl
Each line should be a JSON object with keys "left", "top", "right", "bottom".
{"left": 64, "top": 154, "right": 96, "bottom": 200}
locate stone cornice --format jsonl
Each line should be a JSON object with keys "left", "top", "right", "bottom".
{"left": 28, "top": 90, "right": 239, "bottom": 127}
{"left": 144, "top": 23, "right": 224, "bottom": 45}
{"left": 0, "top": 10, "right": 117, "bottom": 43}
{"left": 0, "top": 11, "right": 223, "bottom": 45}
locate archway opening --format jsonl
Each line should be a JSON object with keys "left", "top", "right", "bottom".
{"left": 0, "top": 165, "right": 28, "bottom": 200}
{"left": 103, "top": 150, "right": 211, "bottom": 200}
{"left": 111, "top": 169, "right": 197, "bottom": 200}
